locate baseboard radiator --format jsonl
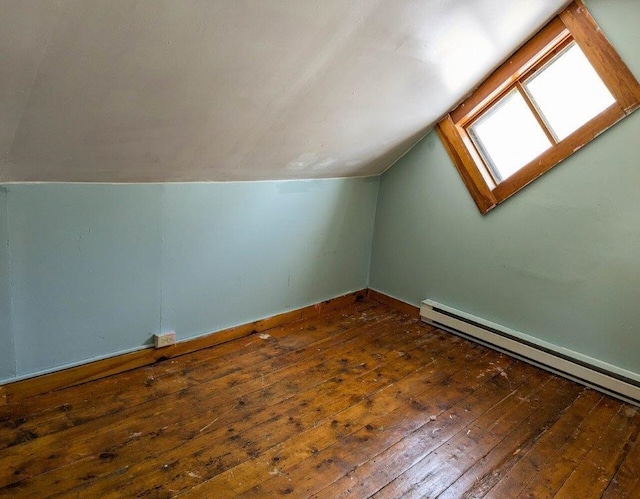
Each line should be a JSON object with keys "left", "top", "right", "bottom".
{"left": 420, "top": 299, "right": 640, "bottom": 406}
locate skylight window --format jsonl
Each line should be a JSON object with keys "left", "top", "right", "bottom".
{"left": 468, "top": 89, "right": 552, "bottom": 181}
{"left": 436, "top": 1, "right": 640, "bottom": 214}
{"left": 524, "top": 42, "right": 616, "bottom": 141}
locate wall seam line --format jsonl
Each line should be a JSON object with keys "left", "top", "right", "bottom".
{"left": 365, "top": 177, "right": 382, "bottom": 288}
{"left": 159, "top": 184, "right": 165, "bottom": 334}
{"left": 5, "top": 187, "right": 17, "bottom": 377}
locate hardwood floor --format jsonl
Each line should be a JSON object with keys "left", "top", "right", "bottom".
{"left": 0, "top": 298, "right": 638, "bottom": 498}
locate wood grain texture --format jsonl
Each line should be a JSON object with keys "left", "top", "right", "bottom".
{"left": 1, "top": 297, "right": 638, "bottom": 498}
{"left": 438, "top": 0, "right": 640, "bottom": 214}
{"left": 491, "top": 105, "right": 624, "bottom": 204}
{"left": 366, "top": 289, "right": 419, "bottom": 317}
{"left": 436, "top": 117, "right": 497, "bottom": 214}
{"left": 450, "top": 17, "right": 569, "bottom": 125}
{"left": 0, "top": 290, "right": 367, "bottom": 404}
{"left": 560, "top": 0, "right": 640, "bottom": 114}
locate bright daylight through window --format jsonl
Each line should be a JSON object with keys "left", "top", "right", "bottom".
{"left": 437, "top": 1, "right": 640, "bottom": 214}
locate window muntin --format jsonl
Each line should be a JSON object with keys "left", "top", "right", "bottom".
{"left": 524, "top": 42, "right": 616, "bottom": 141}
{"left": 436, "top": 1, "right": 640, "bottom": 215}
{"left": 467, "top": 39, "right": 617, "bottom": 183}
{"left": 468, "top": 88, "right": 552, "bottom": 182}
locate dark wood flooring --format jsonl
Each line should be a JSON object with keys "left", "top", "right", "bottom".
{"left": 1, "top": 299, "right": 639, "bottom": 498}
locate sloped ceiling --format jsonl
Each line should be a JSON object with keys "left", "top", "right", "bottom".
{"left": 1, "top": 0, "right": 569, "bottom": 182}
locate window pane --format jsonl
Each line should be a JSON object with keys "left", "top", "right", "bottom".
{"left": 468, "top": 89, "right": 552, "bottom": 181}
{"left": 525, "top": 42, "right": 615, "bottom": 140}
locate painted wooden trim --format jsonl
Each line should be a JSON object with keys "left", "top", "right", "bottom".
{"left": 0, "top": 290, "right": 367, "bottom": 404}
{"left": 366, "top": 289, "right": 420, "bottom": 317}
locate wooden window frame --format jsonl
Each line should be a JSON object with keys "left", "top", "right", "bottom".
{"left": 437, "top": 0, "right": 640, "bottom": 214}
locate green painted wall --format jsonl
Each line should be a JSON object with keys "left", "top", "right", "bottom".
{"left": 0, "top": 187, "right": 14, "bottom": 379}
{"left": 0, "top": 178, "right": 378, "bottom": 383}
{"left": 8, "top": 184, "right": 163, "bottom": 377}
{"left": 1, "top": 0, "right": 637, "bottom": 386}
{"left": 370, "top": 0, "right": 640, "bottom": 378}
{"left": 161, "top": 181, "right": 377, "bottom": 339}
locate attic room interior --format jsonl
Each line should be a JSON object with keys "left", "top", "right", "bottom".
{"left": 1, "top": 0, "right": 640, "bottom": 497}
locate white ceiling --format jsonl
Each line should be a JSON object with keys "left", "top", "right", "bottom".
{"left": 0, "top": 0, "right": 569, "bottom": 182}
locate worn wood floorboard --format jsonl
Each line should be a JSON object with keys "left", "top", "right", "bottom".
{"left": 0, "top": 305, "right": 377, "bottom": 477}
{"left": 0, "top": 298, "right": 638, "bottom": 499}
{"left": 0, "top": 301, "right": 377, "bottom": 445}
{"left": 482, "top": 388, "right": 603, "bottom": 498}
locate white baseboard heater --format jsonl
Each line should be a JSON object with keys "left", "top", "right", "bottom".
{"left": 420, "top": 299, "right": 640, "bottom": 406}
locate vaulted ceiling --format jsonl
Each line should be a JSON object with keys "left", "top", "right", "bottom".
{"left": 1, "top": 0, "right": 569, "bottom": 182}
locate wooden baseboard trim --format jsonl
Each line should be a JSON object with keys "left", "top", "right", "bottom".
{"left": 366, "top": 289, "right": 420, "bottom": 317}
{"left": 1, "top": 290, "right": 367, "bottom": 404}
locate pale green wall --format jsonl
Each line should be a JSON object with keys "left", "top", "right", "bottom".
{"left": 1, "top": 0, "right": 637, "bottom": 385}
{"left": 0, "top": 178, "right": 378, "bottom": 383}
{"left": 370, "top": 0, "right": 640, "bottom": 377}
{"left": 8, "top": 185, "right": 163, "bottom": 377}
{"left": 161, "top": 181, "right": 377, "bottom": 339}
{"left": 0, "top": 187, "right": 14, "bottom": 379}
